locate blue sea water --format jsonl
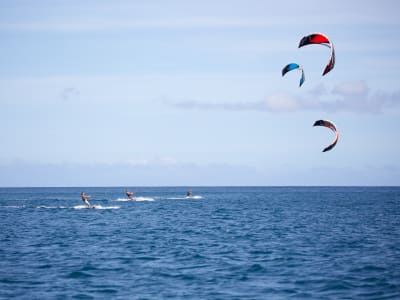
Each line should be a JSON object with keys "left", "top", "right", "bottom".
{"left": 0, "top": 186, "right": 399, "bottom": 299}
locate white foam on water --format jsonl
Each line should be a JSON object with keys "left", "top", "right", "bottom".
{"left": 73, "top": 205, "right": 120, "bottom": 210}
{"left": 187, "top": 195, "right": 202, "bottom": 199}
{"left": 114, "top": 197, "right": 154, "bottom": 202}
{"left": 93, "top": 205, "right": 120, "bottom": 210}
{"left": 112, "top": 197, "right": 154, "bottom": 202}
{"left": 135, "top": 197, "right": 154, "bottom": 202}
{"left": 114, "top": 198, "right": 131, "bottom": 202}
{"left": 1, "top": 204, "right": 121, "bottom": 210}
{"left": 168, "top": 195, "right": 203, "bottom": 200}
{"left": 73, "top": 205, "right": 89, "bottom": 209}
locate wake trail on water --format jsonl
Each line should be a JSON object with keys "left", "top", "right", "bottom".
{"left": 167, "top": 195, "right": 203, "bottom": 200}
{"left": 114, "top": 197, "right": 155, "bottom": 202}
{"left": 73, "top": 205, "right": 120, "bottom": 210}
{"left": 0, "top": 205, "right": 120, "bottom": 210}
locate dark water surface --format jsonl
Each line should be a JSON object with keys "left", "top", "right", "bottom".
{"left": 0, "top": 187, "right": 399, "bottom": 299}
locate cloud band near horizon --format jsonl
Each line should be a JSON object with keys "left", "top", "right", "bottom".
{"left": 166, "top": 81, "right": 400, "bottom": 114}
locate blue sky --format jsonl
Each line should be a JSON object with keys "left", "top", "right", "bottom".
{"left": 0, "top": 0, "right": 399, "bottom": 186}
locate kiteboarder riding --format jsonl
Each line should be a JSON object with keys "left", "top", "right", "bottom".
{"left": 81, "top": 192, "right": 92, "bottom": 208}
{"left": 125, "top": 189, "right": 135, "bottom": 201}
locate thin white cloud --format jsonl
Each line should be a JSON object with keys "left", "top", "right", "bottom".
{"left": 1, "top": 159, "right": 399, "bottom": 186}
{"left": 1, "top": 8, "right": 399, "bottom": 33}
{"left": 0, "top": 159, "right": 261, "bottom": 186}
{"left": 264, "top": 93, "right": 299, "bottom": 112}
{"left": 0, "top": 17, "right": 285, "bottom": 33}
{"left": 170, "top": 99, "right": 265, "bottom": 111}
{"left": 332, "top": 81, "right": 368, "bottom": 97}
{"left": 167, "top": 81, "right": 400, "bottom": 114}
{"left": 126, "top": 156, "right": 179, "bottom": 167}
{"left": 3, "top": 15, "right": 399, "bottom": 33}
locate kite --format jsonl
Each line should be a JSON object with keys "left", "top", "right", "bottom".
{"left": 282, "top": 63, "right": 305, "bottom": 87}
{"left": 298, "top": 33, "right": 335, "bottom": 76}
{"left": 313, "top": 120, "right": 339, "bottom": 152}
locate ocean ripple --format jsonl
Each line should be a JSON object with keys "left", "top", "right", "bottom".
{"left": 0, "top": 187, "right": 399, "bottom": 299}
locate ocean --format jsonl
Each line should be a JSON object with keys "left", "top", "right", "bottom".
{"left": 0, "top": 187, "right": 399, "bottom": 299}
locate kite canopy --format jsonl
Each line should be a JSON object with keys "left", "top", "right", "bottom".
{"left": 282, "top": 63, "right": 305, "bottom": 87}
{"left": 313, "top": 120, "right": 339, "bottom": 152}
{"left": 298, "top": 33, "right": 335, "bottom": 76}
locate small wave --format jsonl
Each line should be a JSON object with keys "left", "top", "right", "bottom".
{"left": 36, "top": 206, "right": 68, "bottom": 209}
{"left": 0, "top": 205, "right": 25, "bottom": 209}
{"left": 66, "top": 270, "right": 94, "bottom": 279}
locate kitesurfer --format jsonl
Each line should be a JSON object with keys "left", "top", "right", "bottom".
{"left": 81, "top": 192, "right": 92, "bottom": 208}
{"left": 125, "top": 189, "right": 135, "bottom": 201}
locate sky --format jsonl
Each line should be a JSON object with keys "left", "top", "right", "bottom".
{"left": 0, "top": 0, "right": 400, "bottom": 186}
